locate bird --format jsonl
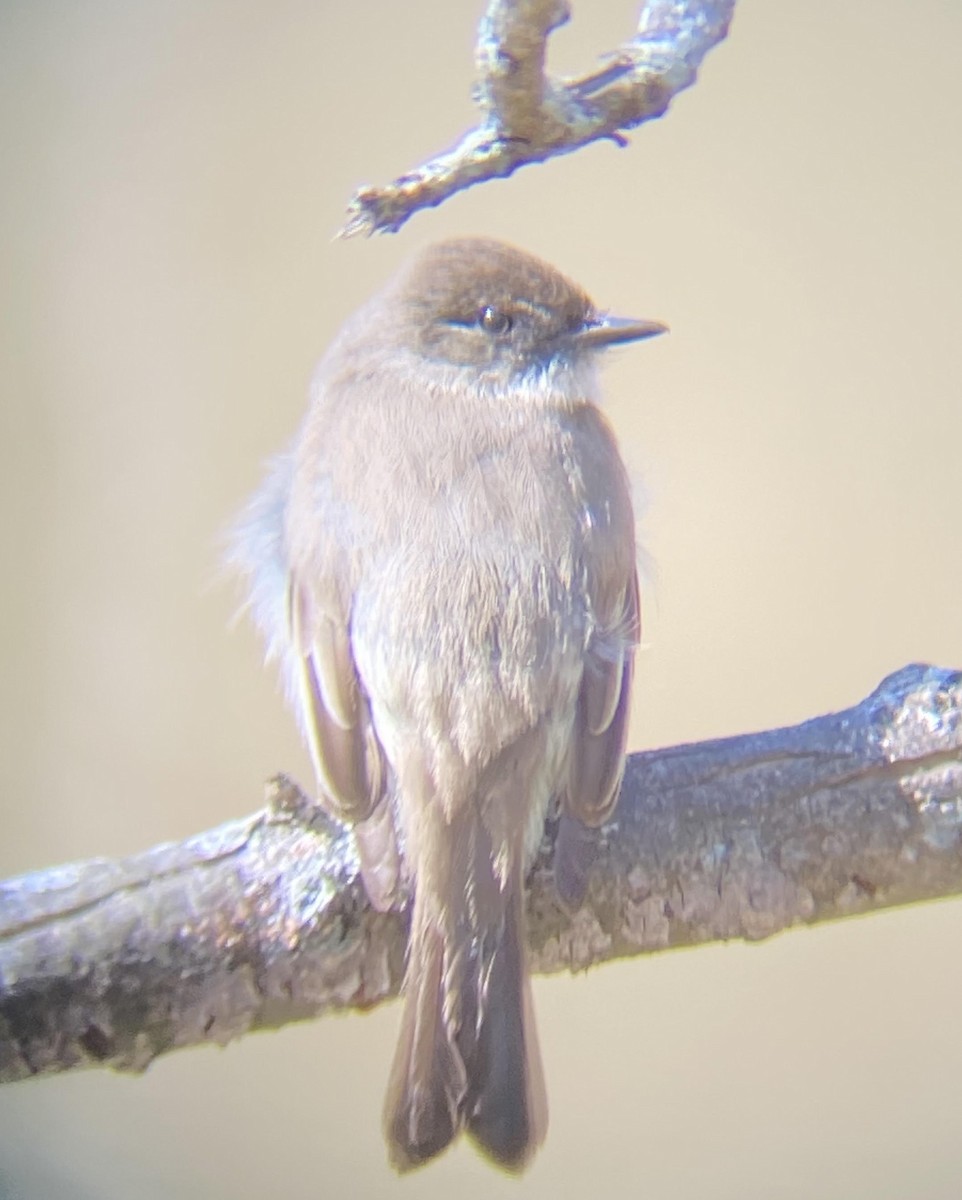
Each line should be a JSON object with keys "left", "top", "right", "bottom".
{"left": 230, "top": 236, "right": 665, "bottom": 1171}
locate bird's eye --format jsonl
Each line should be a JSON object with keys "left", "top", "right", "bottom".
{"left": 478, "top": 306, "right": 512, "bottom": 335}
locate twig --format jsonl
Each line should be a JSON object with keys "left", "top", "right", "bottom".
{"left": 340, "top": 0, "right": 736, "bottom": 236}
{"left": 1, "top": 664, "right": 960, "bottom": 1085}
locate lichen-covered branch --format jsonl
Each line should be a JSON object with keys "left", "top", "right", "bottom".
{"left": 340, "top": 0, "right": 736, "bottom": 236}
{"left": 1, "top": 663, "right": 960, "bottom": 1085}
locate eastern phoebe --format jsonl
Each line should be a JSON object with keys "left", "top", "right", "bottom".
{"left": 231, "top": 237, "right": 665, "bottom": 1171}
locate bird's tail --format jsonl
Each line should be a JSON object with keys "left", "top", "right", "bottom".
{"left": 382, "top": 814, "right": 547, "bottom": 1172}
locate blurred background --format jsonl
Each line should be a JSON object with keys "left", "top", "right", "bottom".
{"left": 1, "top": 1, "right": 961, "bottom": 1196}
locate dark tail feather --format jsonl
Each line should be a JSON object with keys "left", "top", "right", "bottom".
{"left": 383, "top": 918, "right": 466, "bottom": 1170}
{"left": 463, "top": 881, "right": 547, "bottom": 1171}
{"left": 383, "top": 871, "right": 546, "bottom": 1172}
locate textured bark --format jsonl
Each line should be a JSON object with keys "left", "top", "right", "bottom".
{"left": 340, "top": 0, "right": 736, "bottom": 235}
{"left": 1, "top": 664, "right": 960, "bottom": 1085}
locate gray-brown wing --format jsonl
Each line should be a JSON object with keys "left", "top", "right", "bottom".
{"left": 288, "top": 576, "right": 385, "bottom": 824}
{"left": 565, "top": 569, "right": 640, "bottom": 828}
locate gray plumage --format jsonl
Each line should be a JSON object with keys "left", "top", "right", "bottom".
{"left": 230, "top": 238, "right": 664, "bottom": 1171}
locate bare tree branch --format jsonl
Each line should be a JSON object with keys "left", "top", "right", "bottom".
{"left": 340, "top": 0, "right": 736, "bottom": 236}
{"left": 1, "top": 663, "right": 960, "bottom": 1086}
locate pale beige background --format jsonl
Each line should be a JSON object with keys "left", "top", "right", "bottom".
{"left": 1, "top": 1, "right": 961, "bottom": 1197}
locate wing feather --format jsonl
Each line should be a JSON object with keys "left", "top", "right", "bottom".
{"left": 565, "top": 571, "right": 639, "bottom": 827}
{"left": 289, "top": 577, "right": 384, "bottom": 823}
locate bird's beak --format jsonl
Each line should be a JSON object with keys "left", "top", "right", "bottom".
{"left": 574, "top": 314, "right": 669, "bottom": 349}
